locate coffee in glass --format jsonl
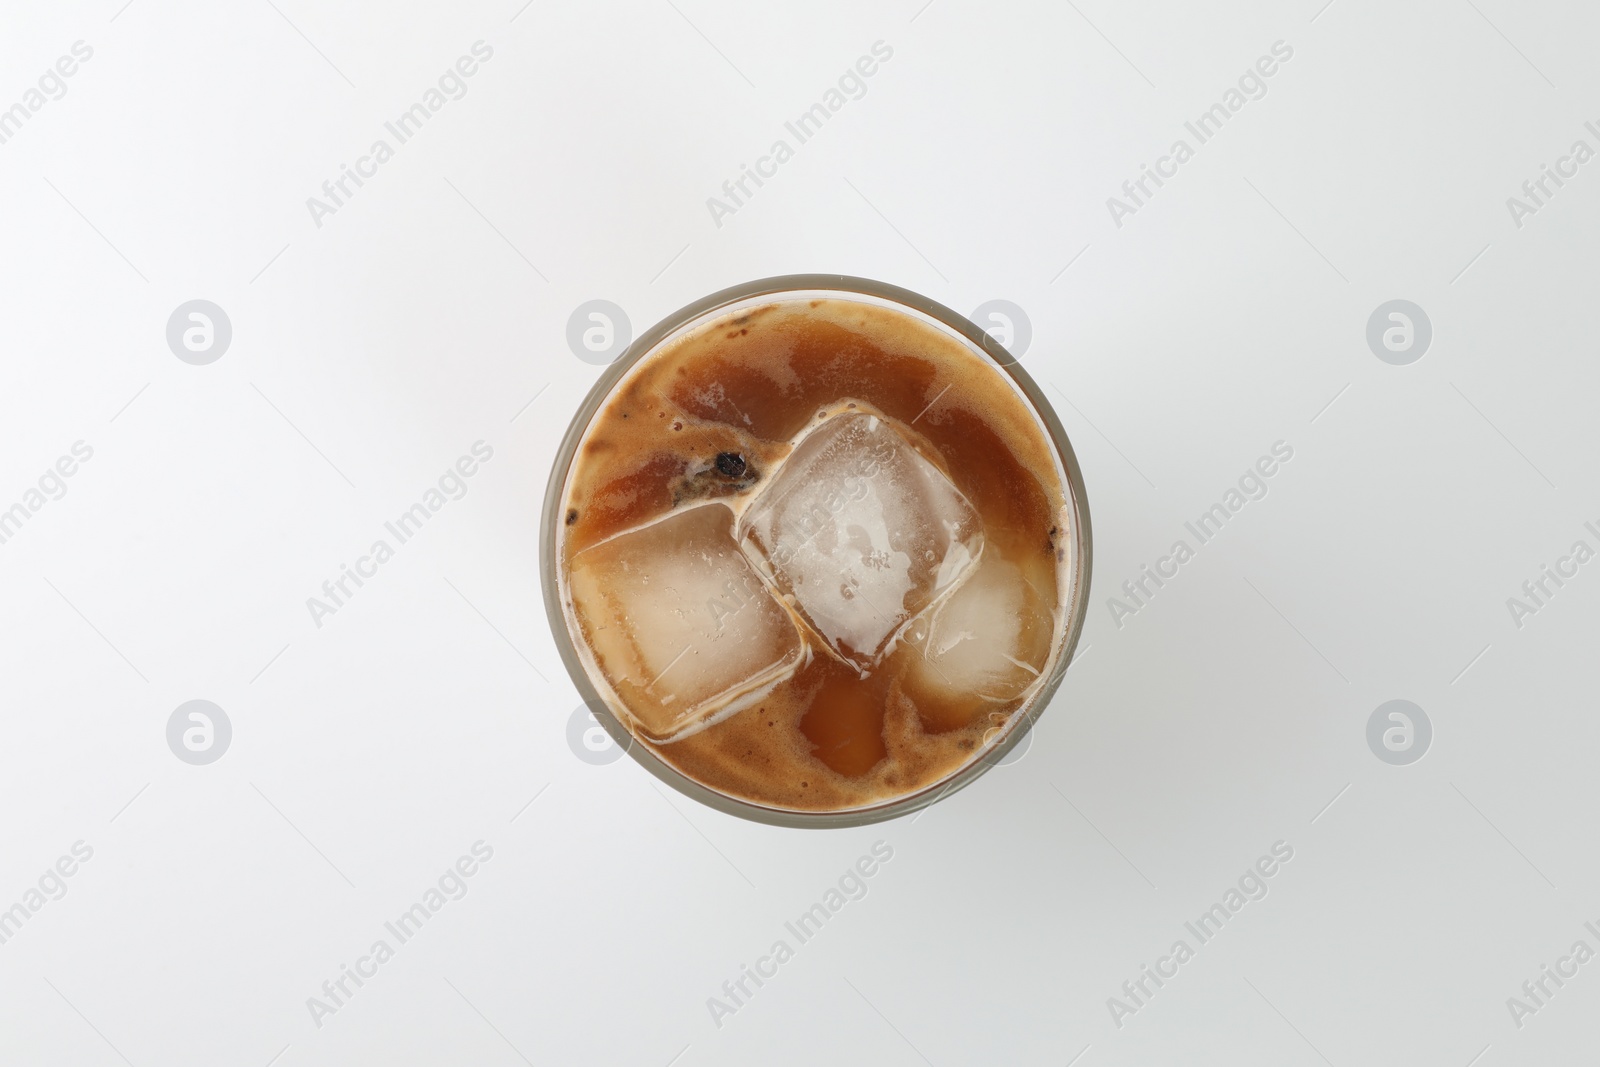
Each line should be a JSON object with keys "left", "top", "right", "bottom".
{"left": 544, "top": 277, "right": 1090, "bottom": 824}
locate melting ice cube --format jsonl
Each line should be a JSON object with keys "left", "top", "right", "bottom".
{"left": 738, "top": 411, "right": 983, "bottom": 672}
{"left": 567, "top": 503, "right": 804, "bottom": 742}
{"left": 900, "top": 551, "right": 1055, "bottom": 727}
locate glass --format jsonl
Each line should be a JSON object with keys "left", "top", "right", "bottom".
{"left": 541, "top": 275, "right": 1092, "bottom": 827}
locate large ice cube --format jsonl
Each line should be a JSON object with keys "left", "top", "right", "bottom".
{"left": 738, "top": 411, "right": 983, "bottom": 672}
{"left": 900, "top": 551, "right": 1055, "bottom": 730}
{"left": 567, "top": 503, "right": 805, "bottom": 742}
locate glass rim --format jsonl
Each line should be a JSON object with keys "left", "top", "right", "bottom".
{"left": 540, "top": 274, "right": 1094, "bottom": 828}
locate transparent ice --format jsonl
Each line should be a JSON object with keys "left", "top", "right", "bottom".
{"left": 901, "top": 552, "right": 1053, "bottom": 705}
{"left": 567, "top": 503, "right": 804, "bottom": 742}
{"left": 738, "top": 411, "right": 983, "bottom": 672}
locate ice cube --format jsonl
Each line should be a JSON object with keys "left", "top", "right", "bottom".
{"left": 567, "top": 503, "right": 805, "bottom": 743}
{"left": 900, "top": 551, "right": 1055, "bottom": 731}
{"left": 738, "top": 411, "right": 983, "bottom": 671}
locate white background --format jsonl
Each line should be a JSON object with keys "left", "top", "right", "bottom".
{"left": 0, "top": 0, "right": 1596, "bottom": 1064}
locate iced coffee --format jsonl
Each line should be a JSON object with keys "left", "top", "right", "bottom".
{"left": 551, "top": 285, "right": 1085, "bottom": 815}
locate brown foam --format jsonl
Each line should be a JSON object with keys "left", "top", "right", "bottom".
{"left": 558, "top": 297, "right": 1071, "bottom": 812}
